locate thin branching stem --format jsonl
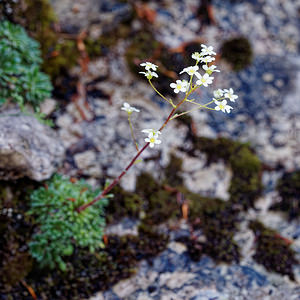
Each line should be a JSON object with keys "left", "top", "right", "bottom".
{"left": 128, "top": 114, "right": 139, "bottom": 151}
{"left": 77, "top": 85, "right": 196, "bottom": 213}
{"left": 149, "top": 80, "right": 176, "bottom": 107}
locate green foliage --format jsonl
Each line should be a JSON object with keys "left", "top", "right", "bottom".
{"left": 28, "top": 175, "right": 108, "bottom": 271}
{"left": 271, "top": 171, "right": 300, "bottom": 219}
{"left": 250, "top": 221, "right": 298, "bottom": 280}
{"left": 0, "top": 20, "right": 52, "bottom": 112}
{"left": 221, "top": 36, "right": 253, "bottom": 71}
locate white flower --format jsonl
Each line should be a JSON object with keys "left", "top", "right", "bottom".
{"left": 170, "top": 80, "right": 188, "bottom": 93}
{"left": 140, "top": 62, "right": 158, "bottom": 71}
{"left": 199, "top": 56, "right": 215, "bottom": 64}
{"left": 200, "top": 44, "right": 216, "bottom": 56}
{"left": 145, "top": 132, "right": 162, "bottom": 148}
{"left": 202, "top": 64, "right": 220, "bottom": 75}
{"left": 141, "top": 129, "right": 162, "bottom": 135}
{"left": 214, "top": 100, "right": 233, "bottom": 113}
{"left": 213, "top": 89, "right": 225, "bottom": 98}
{"left": 139, "top": 70, "right": 158, "bottom": 79}
{"left": 195, "top": 72, "right": 214, "bottom": 87}
{"left": 191, "top": 52, "right": 202, "bottom": 62}
{"left": 121, "top": 102, "right": 140, "bottom": 113}
{"left": 180, "top": 65, "right": 199, "bottom": 76}
{"left": 224, "top": 88, "right": 238, "bottom": 102}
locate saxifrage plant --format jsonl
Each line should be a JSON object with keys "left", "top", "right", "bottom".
{"left": 28, "top": 175, "right": 108, "bottom": 271}
{"left": 77, "top": 43, "right": 239, "bottom": 213}
{"left": 0, "top": 20, "right": 52, "bottom": 116}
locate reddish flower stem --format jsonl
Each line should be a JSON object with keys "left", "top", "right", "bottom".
{"left": 77, "top": 93, "right": 187, "bottom": 213}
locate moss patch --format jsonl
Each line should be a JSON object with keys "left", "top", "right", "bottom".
{"left": 5, "top": 227, "right": 168, "bottom": 299}
{"left": 0, "top": 173, "right": 170, "bottom": 298}
{"left": 163, "top": 153, "right": 184, "bottom": 187}
{"left": 11, "top": 0, "right": 133, "bottom": 82}
{"left": 106, "top": 185, "right": 143, "bottom": 223}
{"left": 193, "top": 137, "right": 262, "bottom": 209}
{"left": 125, "top": 30, "right": 184, "bottom": 96}
{"left": 86, "top": 24, "right": 132, "bottom": 59}
{"left": 250, "top": 221, "right": 298, "bottom": 280}
{"left": 271, "top": 171, "right": 300, "bottom": 219}
{"left": 229, "top": 145, "right": 262, "bottom": 209}
{"left": 186, "top": 192, "right": 240, "bottom": 263}
{"left": 107, "top": 155, "right": 184, "bottom": 226}
{"left": 0, "top": 179, "right": 37, "bottom": 290}
{"left": 136, "top": 172, "right": 180, "bottom": 225}
{"left": 125, "top": 30, "right": 161, "bottom": 75}
{"left": 221, "top": 36, "right": 253, "bottom": 71}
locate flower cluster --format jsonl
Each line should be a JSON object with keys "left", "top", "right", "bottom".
{"left": 169, "top": 44, "right": 238, "bottom": 114}
{"left": 139, "top": 62, "right": 158, "bottom": 79}
{"left": 170, "top": 43, "right": 221, "bottom": 92}
{"left": 212, "top": 88, "right": 238, "bottom": 113}
{"left": 121, "top": 44, "right": 239, "bottom": 150}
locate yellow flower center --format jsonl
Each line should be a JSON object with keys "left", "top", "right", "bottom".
{"left": 177, "top": 84, "right": 182, "bottom": 89}
{"left": 150, "top": 138, "right": 155, "bottom": 143}
{"left": 201, "top": 78, "right": 206, "bottom": 83}
{"left": 219, "top": 104, "right": 224, "bottom": 109}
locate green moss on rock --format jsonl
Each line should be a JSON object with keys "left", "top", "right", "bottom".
{"left": 0, "top": 179, "right": 37, "bottom": 290}
{"left": 86, "top": 24, "right": 132, "bottom": 59}
{"left": 135, "top": 172, "right": 159, "bottom": 200}
{"left": 271, "top": 171, "right": 300, "bottom": 219}
{"left": 229, "top": 145, "right": 262, "bottom": 209}
{"left": 187, "top": 193, "right": 240, "bottom": 263}
{"left": 136, "top": 223, "right": 169, "bottom": 259}
{"left": 23, "top": 227, "right": 167, "bottom": 299}
{"left": 164, "top": 153, "right": 184, "bottom": 187}
{"left": 125, "top": 30, "right": 161, "bottom": 75}
{"left": 221, "top": 36, "right": 253, "bottom": 71}
{"left": 106, "top": 185, "right": 143, "bottom": 223}
{"left": 249, "top": 221, "right": 298, "bottom": 280}
{"left": 193, "top": 137, "right": 262, "bottom": 209}
{"left": 42, "top": 39, "right": 79, "bottom": 79}
{"left": 136, "top": 172, "right": 180, "bottom": 225}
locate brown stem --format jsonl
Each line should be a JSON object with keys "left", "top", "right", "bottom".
{"left": 77, "top": 142, "right": 149, "bottom": 212}
{"left": 77, "top": 91, "right": 188, "bottom": 212}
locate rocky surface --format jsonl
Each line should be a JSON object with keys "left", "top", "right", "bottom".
{"left": 91, "top": 222, "right": 300, "bottom": 300}
{"left": 45, "top": 0, "right": 300, "bottom": 299}
{"left": 0, "top": 111, "right": 65, "bottom": 181}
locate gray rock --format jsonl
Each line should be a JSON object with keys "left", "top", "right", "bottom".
{"left": 0, "top": 112, "right": 65, "bottom": 181}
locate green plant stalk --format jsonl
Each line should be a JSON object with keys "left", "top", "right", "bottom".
{"left": 128, "top": 114, "right": 139, "bottom": 151}
{"left": 149, "top": 80, "right": 175, "bottom": 107}
{"left": 77, "top": 83, "right": 197, "bottom": 213}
